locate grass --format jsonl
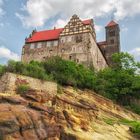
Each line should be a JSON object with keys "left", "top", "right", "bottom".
{"left": 103, "top": 118, "right": 117, "bottom": 125}
{"left": 16, "top": 84, "right": 30, "bottom": 95}
{"left": 103, "top": 117, "right": 140, "bottom": 134}
{"left": 119, "top": 119, "right": 140, "bottom": 134}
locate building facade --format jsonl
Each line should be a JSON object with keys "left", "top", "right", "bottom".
{"left": 22, "top": 15, "right": 120, "bottom": 70}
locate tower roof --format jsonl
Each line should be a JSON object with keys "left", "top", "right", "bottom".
{"left": 106, "top": 20, "right": 118, "bottom": 27}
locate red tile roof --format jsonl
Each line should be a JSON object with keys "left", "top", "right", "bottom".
{"left": 26, "top": 28, "right": 63, "bottom": 43}
{"left": 82, "top": 19, "right": 92, "bottom": 25}
{"left": 106, "top": 20, "right": 118, "bottom": 27}
{"left": 26, "top": 19, "right": 92, "bottom": 43}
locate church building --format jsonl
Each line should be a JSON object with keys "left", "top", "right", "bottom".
{"left": 21, "top": 15, "right": 120, "bottom": 70}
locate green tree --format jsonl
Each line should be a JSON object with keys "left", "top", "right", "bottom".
{"left": 0, "top": 65, "right": 5, "bottom": 77}
{"left": 95, "top": 52, "right": 140, "bottom": 105}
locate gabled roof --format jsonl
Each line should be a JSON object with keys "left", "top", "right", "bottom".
{"left": 26, "top": 19, "right": 92, "bottom": 43}
{"left": 106, "top": 20, "right": 118, "bottom": 27}
{"left": 26, "top": 28, "right": 63, "bottom": 43}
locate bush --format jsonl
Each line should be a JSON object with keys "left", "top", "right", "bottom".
{"left": 16, "top": 84, "right": 30, "bottom": 95}
{"left": 6, "top": 60, "right": 52, "bottom": 81}
{"left": 129, "top": 103, "right": 140, "bottom": 115}
{"left": 0, "top": 65, "right": 5, "bottom": 77}
{"left": 43, "top": 56, "right": 96, "bottom": 89}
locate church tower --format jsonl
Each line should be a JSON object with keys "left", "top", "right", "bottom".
{"left": 105, "top": 20, "right": 120, "bottom": 65}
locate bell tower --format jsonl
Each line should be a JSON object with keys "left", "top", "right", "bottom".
{"left": 105, "top": 20, "right": 120, "bottom": 65}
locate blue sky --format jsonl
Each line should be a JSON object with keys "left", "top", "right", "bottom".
{"left": 0, "top": 0, "right": 140, "bottom": 64}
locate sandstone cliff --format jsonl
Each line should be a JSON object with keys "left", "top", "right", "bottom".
{"left": 0, "top": 85, "right": 140, "bottom": 140}
{"left": 0, "top": 87, "right": 140, "bottom": 140}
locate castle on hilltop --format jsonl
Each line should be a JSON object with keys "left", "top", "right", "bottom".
{"left": 21, "top": 15, "right": 120, "bottom": 70}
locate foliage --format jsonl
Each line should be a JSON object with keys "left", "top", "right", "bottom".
{"left": 129, "top": 103, "right": 140, "bottom": 115}
{"left": 120, "top": 119, "right": 140, "bottom": 134}
{"left": 95, "top": 52, "right": 140, "bottom": 105}
{"left": 103, "top": 118, "right": 116, "bottom": 125}
{"left": 43, "top": 56, "right": 96, "bottom": 89}
{"left": 6, "top": 60, "right": 51, "bottom": 81}
{"left": 16, "top": 84, "right": 30, "bottom": 95}
{"left": 0, "top": 65, "right": 5, "bottom": 77}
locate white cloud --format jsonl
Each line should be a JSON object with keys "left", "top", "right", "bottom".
{"left": 121, "top": 25, "right": 128, "bottom": 32}
{"left": 114, "top": 0, "right": 140, "bottom": 20}
{"left": 16, "top": 0, "right": 114, "bottom": 28}
{"left": 0, "top": 22, "right": 4, "bottom": 27}
{"left": 95, "top": 25, "right": 103, "bottom": 32}
{"left": 54, "top": 19, "right": 68, "bottom": 28}
{"left": 129, "top": 48, "right": 140, "bottom": 61}
{"left": 0, "top": 46, "right": 20, "bottom": 61}
{"left": 0, "top": 0, "right": 4, "bottom": 17}
{"left": 16, "top": 0, "right": 140, "bottom": 28}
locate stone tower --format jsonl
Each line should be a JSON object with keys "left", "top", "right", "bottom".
{"left": 105, "top": 20, "right": 120, "bottom": 65}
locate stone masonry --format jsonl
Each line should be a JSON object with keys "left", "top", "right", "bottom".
{"left": 0, "top": 72, "right": 57, "bottom": 95}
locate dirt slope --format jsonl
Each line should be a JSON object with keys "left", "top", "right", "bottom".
{"left": 0, "top": 86, "right": 140, "bottom": 140}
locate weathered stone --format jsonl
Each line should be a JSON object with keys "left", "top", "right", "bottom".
{"left": 1, "top": 96, "right": 27, "bottom": 105}
{"left": 22, "top": 129, "right": 39, "bottom": 140}
{"left": 0, "top": 72, "right": 57, "bottom": 95}
{"left": 0, "top": 86, "right": 139, "bottom": 140}
{"left": 0, "top": 111, "right": 19, "bottom": 135}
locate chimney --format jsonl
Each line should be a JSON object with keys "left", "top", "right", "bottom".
{"left": 54, "top": 27, "right": 56, "bottom": 30}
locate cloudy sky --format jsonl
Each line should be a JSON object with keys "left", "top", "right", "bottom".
{"left": 0, "top": 0, "right": 140, "bottom": 64}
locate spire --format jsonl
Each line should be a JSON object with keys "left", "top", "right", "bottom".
{"left": 106, "top": 20, "right": 118, "bottom": 27}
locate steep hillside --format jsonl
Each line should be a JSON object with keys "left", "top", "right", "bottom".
{"left": 0, "top": 86, "right": 140, "bottom": 140}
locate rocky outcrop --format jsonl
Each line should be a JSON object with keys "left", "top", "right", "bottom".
{"left": 0, "top": 86, "right": 140, "bottom": 140}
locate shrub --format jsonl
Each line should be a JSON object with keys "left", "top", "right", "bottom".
{"left": 16, "top": 84, "right": 30, "bottom": 95}
{"left": 43, "top": 56, "right": 96, "bottom": 89}
{"left": 130, "top": 103, "right": 140, "bottom": 115}
{"left": 0, "top": 65, "right": 5, "bottom": 77}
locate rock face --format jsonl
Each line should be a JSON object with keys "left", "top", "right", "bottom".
{"left": 0, "top": 86, "right": 140, "bottom": 140}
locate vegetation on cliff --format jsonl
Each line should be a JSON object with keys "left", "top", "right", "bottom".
{"left": 0, "top": 52, "right": 140, "bottom": 114}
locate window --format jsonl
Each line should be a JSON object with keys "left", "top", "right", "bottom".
{"left": 47, "top": 41, "right": 53, "bottom": 47}
{"left": 69, "top": 55, "right": 72, "bottom": 60}
{"left": 30, "top": 43, "right": 35, "bottom": 49}
{"left": 110, "top": 39, "right": 114, "bottom": 44}
{"left": 109, "top": 30, "right": 115, "bottom": 36}
{"left": 67, "top": 36, "right": 71, "bottom": 42}
{"left": 75, "top": 35, "right": 82, "bottom": 43}
{"left": 73, "top": 27, "right": 77, "bottom": 32}
{"left": 54, "top": 41, "right": 58, "bottom": 46}
{"left": 37, "top": 42, "right": 42, "bottom": 48}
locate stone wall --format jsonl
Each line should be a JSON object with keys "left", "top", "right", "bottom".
{"left": 21, "top": 41, "right": 59, "bottom": 63}
{"left": 0, "top": 73, "right": 57, "bottom": 95}
{"left": 89, "top": 33, "right": 108, "bottom": 70}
